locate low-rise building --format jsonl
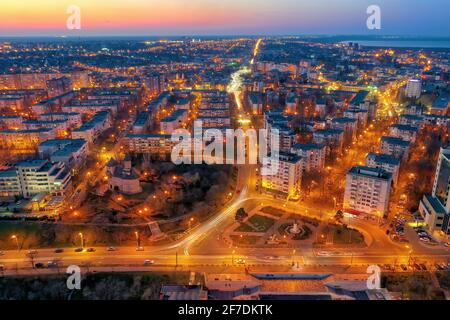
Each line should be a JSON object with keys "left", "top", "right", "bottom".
{"left": 160, "top": 109, "right": 188, "bottom": 134}
{"left": 389, "top": 124, "right": 419, "bottom": 143}
{"left": 38, "top": 139, "right": 88, "bottom": 170}
{"left": 380, "top": 136, "right": 410, "bottom": 161}
{"left": 399, "top": 114, "right": 423, "bottom": 127}
{"left": 0, "top": 128, "right": 55, "bottom": 149}
{"left": 72, "top": 111, "right": 112, "bottom": 144}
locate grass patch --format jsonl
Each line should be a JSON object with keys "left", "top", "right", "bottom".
{"left": 333, "top": 225, "right": 364, "bottom": 244}
{"left": 247, "top": 214, "right": 275, "bottom": 232}
{"left": 260, "top": 206, "right": 285, "bottom": 218}
{"left": 230, "top": 235, "right": 261, "bottom": 246}
{"left": 235, "top": 223, "right": 255, "bottom": 232}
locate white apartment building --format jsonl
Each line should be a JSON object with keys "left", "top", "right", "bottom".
{"left": 344, "top": 166, "right": 393, "bottom": 217}
{"left": 160, "top": 109, "right": 188, "bottom": 134}
{"left": 405, "top": 78, "right": 422, "bottom": 99}
{"left": 71, "top": 111, "right": 112, "bottom": 144}
{"left": 380, "top": 136, "right": 410, "bottom": 162}
{"left": 291, "top": 143, "right": 326, "bottom": 172}
{"left": 0, "top": 159, "right": 72, "bottom": 198}
{"left": 389, "top": 124, "right": 419, "bottom": 143}
{"left": 261, "top": 152, "right": 303, "bottom": 197}
{"left": 419, "top": 147, "right": 450, "bottom": 236}
{"left": 365, "top": 153, "right": 400, "bottom": 186}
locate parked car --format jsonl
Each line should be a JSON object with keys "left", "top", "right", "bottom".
{"left": 107, "top": 247, "right": 117, "bottom": 252}
{"left": 54, "top": 248, "right": 64, "bottom": 253}
{"left": 136, "top": 247, "right": 145, "bottom": 252}
{"left": 34, "top": 262, "right": 45, "bottom": 269}
{"left": 47, "top": 261, "right": 58, "bottom": 268}
{"left": 86, "top": 248, "right": 96, "bottom": 252}
{"left": 74, "top": 248, "right": 83, "bottom": 252}
{"left": 144, "top": 260, "right": 155, "bottom": 266}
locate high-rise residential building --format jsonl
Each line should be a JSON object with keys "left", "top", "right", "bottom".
{"left": 343, "top": 166, "right": 393, "bottom": 217}
{"left": 291, "top": 143, "right": 326, "bottom": 172}
{"left": 0, "top": 159, "right": 72, "bottom": 198}
{"left": 261, "top": 152, "right": 303, "bottom": 197}
{"left": 365, "top": 153, "right": 400, "bottom": 186}
{"left": 405, "top": 78, "right": 422, "bottom": 99}
{"left": 419, "top": 147, "right": 450, "bottom": 235}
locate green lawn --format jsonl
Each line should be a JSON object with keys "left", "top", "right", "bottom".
{"left": 235, "top": 223, "right": 255, "bottom": 232}
{"left": 333, "top": 226, "right": 364, "bottom": 244}
{"left": 230, "top": 235, "right": 261, "bottom": 246}
{"left": 248, "top": 214, "right": 275, "bottom": 232}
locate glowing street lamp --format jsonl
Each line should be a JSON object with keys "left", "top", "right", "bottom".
{"left": 11, "top": 235, "right": 19, "bottom": 251}
{"left": 78, "top": 232, "right": 84, "bottom": 249}
{"left": 135, "top": 231, "right": 140, "bottom": 248}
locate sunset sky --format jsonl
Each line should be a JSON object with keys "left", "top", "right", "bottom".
{"left": 0, "top": 0, "right": 449, "bottom": 36}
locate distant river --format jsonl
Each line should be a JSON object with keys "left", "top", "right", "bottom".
{"left": 342, "top": 40, "right": 450, "bottom": 49}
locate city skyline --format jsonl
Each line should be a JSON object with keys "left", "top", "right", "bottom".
{"left": 1, "top": 0, "right": 449, "bottom": 36}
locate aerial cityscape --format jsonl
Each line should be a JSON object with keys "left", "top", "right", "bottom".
{"left": 0, "top": 0, "right": 449, "bottom": 306}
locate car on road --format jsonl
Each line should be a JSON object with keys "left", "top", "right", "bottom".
{"left": 54, "top": 248, "right": 64, "bottom": 253}
{"left": 419, "top": 237, "right": 430, "bottom": 243}
{"left": 136, "top": 247, "right": 145, "bottom": 252}
{"left": 435, "top": 263, "right": 445, "bottom": 271}
{"left": 419, "top": 264, "right": 427, "bottom": 271}
{"left": 144, "top": 260, "right": 155, "bottom": 266}
{"left": 86, "top": 248, "right": 96, "bottom": 252}
{"left": 47, "top": 261, "right": 58, "bottom": 268}
{"left": 74, "top": 248, "right": 83, "bottom": 252}
{"left": 107, "top": 247, "right": 117, "bottom": 251}
{"left": 444, "top": 242, "right": 450, "bottom": 247}
{"left": 235, "top": 258, "right": 246, "bottom": 265}
{"left": 34, "top": 262, "right": 45, "bottom": 269}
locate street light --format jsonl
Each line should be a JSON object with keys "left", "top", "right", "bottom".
{"left": 78, "top": 232, "right": 84, "bottom": 249}
{"left": 135, "top": 231, "right": 140, "bottom": 248}
{"left": 11, "top": 235, "right": 19, "bottom": 251}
